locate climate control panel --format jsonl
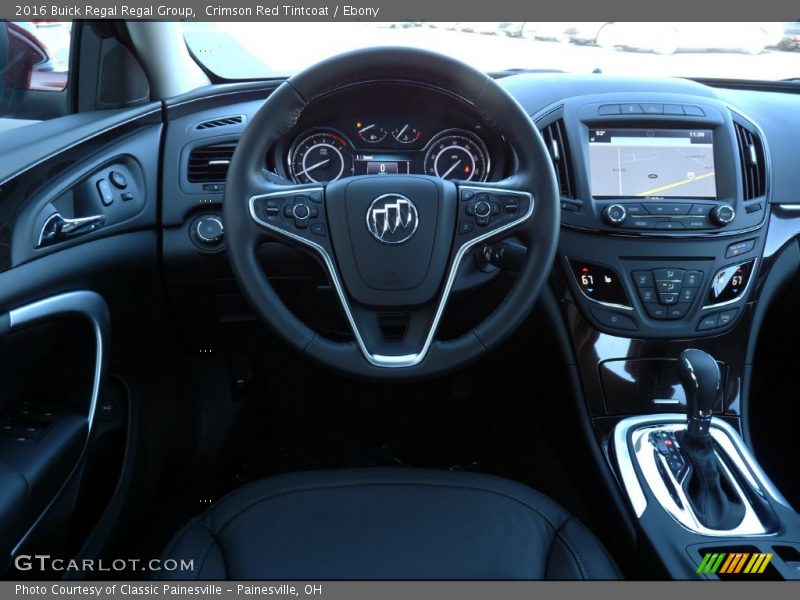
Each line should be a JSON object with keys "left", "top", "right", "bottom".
{"left": 631, "top": 268, "right": 703, "bottom": 320}
{"left": 564, "top": 249, "right": 758, "bottom": 338}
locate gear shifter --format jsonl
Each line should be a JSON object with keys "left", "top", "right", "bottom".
{"left": 676, "top": 348, "right": 745, "bottom": 530}
{"left": 679, "top": 348, "right": 720, "bottom": 437}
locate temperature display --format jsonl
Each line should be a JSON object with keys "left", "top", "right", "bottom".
{"left": 707, "top": 260, "right": 754, "bottom": 305}
{"left": 568, "top": 259, "right": 631, "bottom": 307}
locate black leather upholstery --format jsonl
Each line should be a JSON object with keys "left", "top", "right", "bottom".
{"left": 159, "top": 469, "right": 620, "bottom": 580}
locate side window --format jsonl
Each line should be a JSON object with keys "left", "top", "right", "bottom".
{"left": 1, "top": 20, "right": 71, "bottom": 119}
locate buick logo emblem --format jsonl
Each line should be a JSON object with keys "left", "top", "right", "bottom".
{"left": 365, "top": 194, "right": 419, "bottom": 245}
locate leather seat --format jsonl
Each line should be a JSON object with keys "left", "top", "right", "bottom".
{"left": 159, "top": 468, "right": 620, "bottom": 580}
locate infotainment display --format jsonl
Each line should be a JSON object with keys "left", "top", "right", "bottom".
{"left": 588, "top": 129, "right": 716, "bottom": 199}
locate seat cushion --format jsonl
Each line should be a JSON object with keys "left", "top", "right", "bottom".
{"left": 159, "top": 468, "right": 620, "bottom": 580}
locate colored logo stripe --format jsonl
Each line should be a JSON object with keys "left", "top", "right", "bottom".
{"left": 698, "top": 552, "right": 773, "bottom": 575}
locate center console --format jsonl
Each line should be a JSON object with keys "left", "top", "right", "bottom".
{"left": 536, "top": 94, "right": 800, "bottom": 579}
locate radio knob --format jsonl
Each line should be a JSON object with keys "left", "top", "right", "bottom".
{"left": 602, "top": 204, "right": 627, "bottom": 226}
{"left": 710, "top": 204, "right": 735, "bottom": 227}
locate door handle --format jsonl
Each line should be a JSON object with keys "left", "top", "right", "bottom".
{"left": 37, "top": 212, "right": 105, "bottom": 248}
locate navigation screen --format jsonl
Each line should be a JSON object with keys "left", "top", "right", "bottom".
{"left": 588, "top": 129, "right": 716, "bottom": 199}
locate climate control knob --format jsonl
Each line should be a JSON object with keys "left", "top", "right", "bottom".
{"left": 602, "top": 204, "right": 627, "bottom": 226}
{"left": 710, "top": 204, "right": 735, "bottom": 227}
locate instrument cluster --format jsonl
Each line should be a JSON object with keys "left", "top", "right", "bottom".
{"left": 286, "top": 118, "right": 492, "bottom": 184}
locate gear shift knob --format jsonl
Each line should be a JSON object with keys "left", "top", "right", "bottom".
{"left": 679, "top": 348, "right": 720, "bottom": 437}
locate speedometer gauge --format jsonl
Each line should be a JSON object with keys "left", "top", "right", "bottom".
{"left": 289, "top": 130, "right": 353, "bottom": 183}
{"left": 423, "top": 131, "right": 489, "bottom": 181}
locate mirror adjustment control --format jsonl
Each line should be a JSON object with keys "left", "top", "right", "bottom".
{"left": 195, "top": 216, "right": 224, "bottom": 244}
{"left": 710, "top": 204, "right": 735, "bottom": 227}
{"left": 602, "top": 204, "right": 627, "bottom": 226}
{"left": 190, "top": 214, "right": 224, "bottom": 250}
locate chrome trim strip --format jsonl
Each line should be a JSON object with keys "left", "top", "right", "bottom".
{"left": 630, "top": 423, "right": 769, "bottom": 536}
{"left": 612, "top": 414, "right": 791, "bottom": 524}
{"left": 6, "top": 291, "right": 110, "bottom": 556}
{"left": 777, "top": 204, "right": 800, "bottom": 211}
{"left": 560, "top": 220, "right": 767, "bottom": 239}
{"left": 248, "top": 184, "right": 534, "bottom": 368}
{"left": 8, "top": 291, "right": 109, "bottom": 436}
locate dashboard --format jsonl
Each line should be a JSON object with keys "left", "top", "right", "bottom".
{"left": 159, "top": 72, "right": 800, "bottom": 348}
{"left": 269, "top": 83, "right": 508, "bottom": 185}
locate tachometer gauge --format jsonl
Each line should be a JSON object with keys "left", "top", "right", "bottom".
{"left": 356, "top": 123, "right": 388, "bottom": 144}
{"left": 289, "top": 130, "right": 353, "bottom": 183}
{"left": 423, "top": 131, "right": 489, "bottom": 181}
{"left": 392, "top": 124, "right": 422, "bottom": 144}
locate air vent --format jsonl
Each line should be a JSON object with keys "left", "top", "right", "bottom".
{"left": 194, "top": 115, "right": 244, "bottom": 130}
{"left": 187, "top": 142, "right": 237, "bottom": 183}
{"left": 540, "top": 119, "right": 576, "bottom": 198}
{"left": 733, "top": 122, "right": 766, "bottom": 200}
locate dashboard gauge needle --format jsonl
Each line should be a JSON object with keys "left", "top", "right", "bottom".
{"left": 440, "top": 159, "right": 462, "bottom": 180}
{"left": 397, "top": 124, "right": 409, "bottom": 138}
{"left": 297, "top": 158, "right": 330, "bottom": 177}
{"left": 359, "top": 124, "right": 375, "bottom": 133}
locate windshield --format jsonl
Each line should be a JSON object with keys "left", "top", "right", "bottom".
{"left": 184, "top": 22, "right": 800, "bottom": 81}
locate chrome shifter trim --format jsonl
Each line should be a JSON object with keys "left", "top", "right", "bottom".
{"left": 612, "top": 414, "right": 791, "bottom": 529}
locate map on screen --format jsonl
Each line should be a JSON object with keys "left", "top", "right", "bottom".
{"left": 588, "top": 129, "right": 716, "bottom": 199}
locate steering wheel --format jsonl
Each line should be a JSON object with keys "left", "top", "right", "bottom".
{"left": 224, "top": 47, "right": 559, "bottom": 379}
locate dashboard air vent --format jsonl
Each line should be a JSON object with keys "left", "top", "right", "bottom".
{"left": 187, "top": 142, "right": 237, "bottom": 183}
{"left": 733, "top": 122, "right": 766, "bottom": 200}
{"left": 195, "top": 115, "right": 244, "bottom": 130}
{"left": 540, "top": 119, "right": 575, "bottom": 198}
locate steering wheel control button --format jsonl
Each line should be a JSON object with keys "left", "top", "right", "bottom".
{"left": 725, "top": 238, "right": 756, "bottom": 258}
{"left": 308, "top": 191, "right": 323, "bottom": 203}
{"left": 310, "top": 223, "right": 327, "bottom": 237}
{"left": 501, "top": 196, "right": 519, "bottom": 213}
{"left": 589, "top": 307, "right": 638, "bottom": 332}
{"left": 96, "top": 179, "right": 114, "bottom": 206}
{"left": 460, "top": 190, "right": 475, "bottom": 202}
{"left": 602, "top": 204, "right": 627, "bottom": 226}
{"left": 109, "top": 170, "right": 128, "bottom": 189}
{"left": 458, "top": 221, "right": 475, "bottom": 235}
{"left": 710, "top": 204, "right": 736, "bottom": 226}
{"left": 264, "top": 198, "right": 282, "bottom": 217}
{"left": 474, "top": 201, "right": 491, "bottom": 218}
{"left": 292, "top": 204, "right": 310, "bottom": 219}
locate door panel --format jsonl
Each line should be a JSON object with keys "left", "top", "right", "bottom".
{"left": 0, "top": 103, "right": 163, "bottom": 574}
